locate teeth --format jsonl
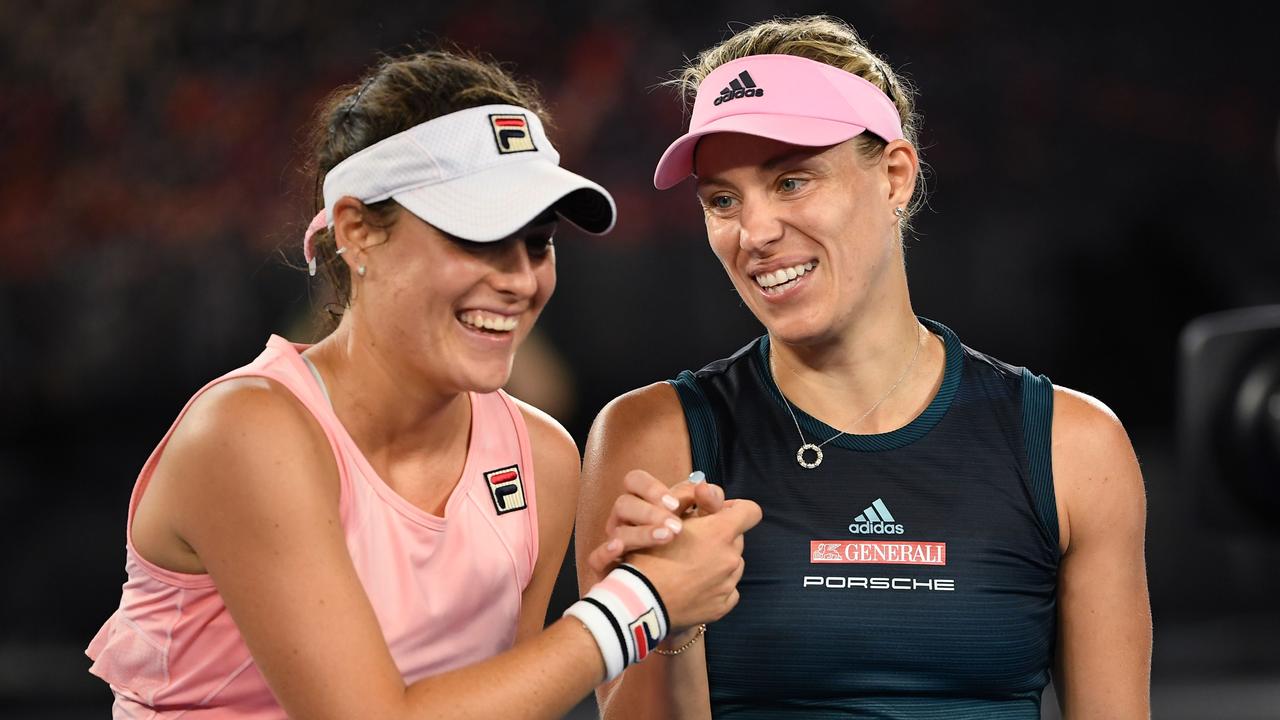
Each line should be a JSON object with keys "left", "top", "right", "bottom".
{"left": 459, "top": 311, "right": 518, "bottom": 332}
{"left": 754, "top": 262, "right": 815, "bottom": 289}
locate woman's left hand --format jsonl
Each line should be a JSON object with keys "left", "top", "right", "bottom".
{"left": 584, "top": 469, "right": 724, "bottom": 575}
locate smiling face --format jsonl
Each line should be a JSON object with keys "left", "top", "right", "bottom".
{"left": 694, "top": 132, "right": 915, "bottom": 348}
{"left": 340, "top": 205, "right": 557, "bottom": 394}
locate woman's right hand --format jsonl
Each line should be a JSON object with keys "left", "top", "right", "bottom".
{"left": 623, "top": 496, "right": 762, "bottom": 632}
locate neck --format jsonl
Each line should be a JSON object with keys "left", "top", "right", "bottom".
{"left": 770, "top": 299, "right": 944, "bottom": 436}
{"left": 304, "top": 317, "right": 470, "bottom": 461}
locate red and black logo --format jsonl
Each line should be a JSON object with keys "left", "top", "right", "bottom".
{"left": 485, "top": 465, "right": 527, "bottom": 514}
{"left": 628, "top": 608, "right": 662, "bottom": 662}
{"left": 489, "top": 114, "right": 537, "bottom": 154}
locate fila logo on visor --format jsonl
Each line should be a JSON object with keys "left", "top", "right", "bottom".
{"left": 714, "top": 70, "right": 765, "bottom": 106}
{"left": 489, "top": 113, "right": 536, "bottom": 154}
{"left": 485, "top": 465, "right": 527, "bottom": 514}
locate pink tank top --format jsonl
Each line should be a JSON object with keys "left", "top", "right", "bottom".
{"left": 86, "top": 335, "right": 540, "bottom": 718}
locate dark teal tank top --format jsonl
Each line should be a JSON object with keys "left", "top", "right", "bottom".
{"left": 669, "top": 318, "right": 1059, "bottom": 718}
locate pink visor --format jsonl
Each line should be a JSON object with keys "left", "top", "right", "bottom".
{"left": 653, "top": 54, "right": 904, "bottom": 189}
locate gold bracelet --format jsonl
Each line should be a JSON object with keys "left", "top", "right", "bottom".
{"left": 652, "top": 624, "right": 706, "bottom": 656}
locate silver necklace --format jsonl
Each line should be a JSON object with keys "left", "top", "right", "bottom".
{"left": 774, "top": 324, "right": 924, "bottom": 469}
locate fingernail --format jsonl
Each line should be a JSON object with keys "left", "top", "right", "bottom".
{"left": 664, "top": 518, "right": 683, "bottom": 534}
{"left": 652, "top": 527, "right": 671, "bottom": 540}
{"left": 688, "top": 470, "right": 706, "bottom": 485}
{"left": 607, "top": 539, "right": 621, "bottom": 552}
{"left": 661, "top": 494, "right": 679, "bottom": 511}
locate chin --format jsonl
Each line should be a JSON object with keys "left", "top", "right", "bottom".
{"left": 460, "top": 363, "right": 516, "bottom": 395}
{"left": 759, "top": 312, "right": 835, "bottom": 348}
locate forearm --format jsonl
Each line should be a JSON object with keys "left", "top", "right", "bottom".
{"left": 401, "top": 618, "right": 604, "bottom": 720}
{"left": 598, "top": 633, "right": 711, "bottom": 720}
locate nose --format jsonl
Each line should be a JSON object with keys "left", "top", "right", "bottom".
{"left": 489, "top": 240, "right": 540, "bottom": 299}
{"left": 738, "top": 196, "right": 784, "bottom": 254}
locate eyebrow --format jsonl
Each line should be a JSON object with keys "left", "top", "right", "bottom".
{"left": 695, "top": 148, "right": 823, "bottom": 190}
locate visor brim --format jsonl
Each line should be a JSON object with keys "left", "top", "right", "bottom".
{"left": 395, "top": 160, "right": 617, "bottom": 241}
{"left": 653, "top": 114, "right": 870, "bottom": 190}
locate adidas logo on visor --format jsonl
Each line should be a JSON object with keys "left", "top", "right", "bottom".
{"left": 713, "top": 70, "right": 765, "bottom": 106}
{"left": 848, "top": 498, "right": 905, "bottom": 535}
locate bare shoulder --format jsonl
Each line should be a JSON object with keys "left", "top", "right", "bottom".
{"left": 587, "top": 382, "right": 687, "bottom": 457}
{"left": 512, "top": 396, "right": 581, "bottom": 490}
{"left": 135, "top": 375, "right": 338, "bottom": 572}
{"left": 164, "top": 376, "right": 332, "bottom": 480}
{"left": 1050, "top": 385, "right": 1146, "bottom": 551}
{"left": 583, "top": 382, "right": 690, "bottom": 491}
{"left": 1050, "top": 385, "right": 1139, "bottom": 485}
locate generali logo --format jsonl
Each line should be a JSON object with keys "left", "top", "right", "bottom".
{"left": 810, "top": 540, "right": 946, "bottom": 566}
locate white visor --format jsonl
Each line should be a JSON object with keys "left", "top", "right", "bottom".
{"left": 304, "top": 104, "right": 615, "bottom": 272}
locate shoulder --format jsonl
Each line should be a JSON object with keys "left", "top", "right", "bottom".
{"left": 1051, "top": 385, "right": 1133, "bottom": 461}
{"left": 1050, "top": 385, "right": 1145, "bottom": 551}
{"left": 590, "top": 381, "right": 687, "bottom": 451}
{"left": 953, "top": 340, "right": 1029, "bottom": 397}
{"left": 168, "top": 376, "right": 332, "bottom": 478}
{"left": 154, "top": 375, "right": 340, "bottom": 550}
{"left": 581, "top": 382, "right": 691, "bottom": 491}
{"left": 512, "top": 397, "right": 581, "bottom": 491}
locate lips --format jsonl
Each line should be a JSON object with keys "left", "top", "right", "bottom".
{"left": 457, "top": 309, "right": 519, "bottom": 333}
{"left": 752, "top": 261, "right": 816, "bottom": 296}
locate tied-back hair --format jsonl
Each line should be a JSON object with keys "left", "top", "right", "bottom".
{"left": 302, "top": 49, "right": 550, "bottom": 334}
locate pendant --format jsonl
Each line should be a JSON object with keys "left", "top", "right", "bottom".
{"left": 797, "top": 443, "right": 823, "bottom": 469}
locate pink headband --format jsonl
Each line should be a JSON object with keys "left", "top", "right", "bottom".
{"left": 653, "top": 54, "right": 905, "bottom": 189}
{"left": 302, "top": 210, "right": 328, "bottom": 276}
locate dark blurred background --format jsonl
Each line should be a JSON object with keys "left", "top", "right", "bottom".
{"left": 2, "top": 2, "right": 1278, "bottom": 718}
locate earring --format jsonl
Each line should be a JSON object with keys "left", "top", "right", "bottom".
{"left": 357, "top": 265, "right": 366, "bottom": 277}
{"left": 894, "top": 207, "right": 905, "bottom": 219}
{"left": 335, "top": 247, "right": 346, "bottom": 256}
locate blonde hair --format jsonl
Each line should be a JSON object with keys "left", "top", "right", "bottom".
{"left": 670, "top": 16, "right": 926, "bottom": 224}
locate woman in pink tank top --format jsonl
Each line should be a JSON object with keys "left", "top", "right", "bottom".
{"left": 87, "top": 49, "right": 762, "bottom": 720}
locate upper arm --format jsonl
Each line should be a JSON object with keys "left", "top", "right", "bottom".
{"left": 576, "top": 382, "right": 692, "bottom": 590}
{"left": 1051, "top": 386, "right": 1151, "bottom": 718}
{"left": 514, "top": 399, "right": 582, "bottom": 642}
{"left": 162, "top": 379, "right": 407, "bottom": 720}
{"left": 577, "top": 384, "right": 709, "bottom": 718}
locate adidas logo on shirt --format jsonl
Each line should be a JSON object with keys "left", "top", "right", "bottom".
{"left": 847, "top": 498, "right": 905, "bottom": 535}
{"left": 713, "top": 70, "right": 765, "bottom": 106}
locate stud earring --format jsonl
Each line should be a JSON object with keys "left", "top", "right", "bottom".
{"left": 357, "top": 265, "right": 366, "bottom": 277}
{"left": 335, "top": 247, "right": 346, "bottom": 256}
{"left": 894, "top": 207, "right": 905, "bottom": 219}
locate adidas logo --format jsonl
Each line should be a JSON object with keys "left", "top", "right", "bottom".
{"left": 713, "top": 70, "right": 766, "bottom": 106}
{"left": 847, "top": 498, "right": 905, "bottom": 535}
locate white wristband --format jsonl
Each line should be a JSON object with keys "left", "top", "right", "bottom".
{"left": 564, "top": 563, "right": 670, "bottom": 681}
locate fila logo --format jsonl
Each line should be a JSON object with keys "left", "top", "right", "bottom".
{"left": 713, "top": 70, "right": 765, "bottom": 106}
{"left": 489, "top": 114, "right": 536, "bottom": 154}
{"left": 848, "top": 498, "right": 905, "bottom": 535}
{"left": 628, "top": 608, "right": 662, "bottom": 662}
{"left": 485, "top": 465, "right": 527, "bottom": 514}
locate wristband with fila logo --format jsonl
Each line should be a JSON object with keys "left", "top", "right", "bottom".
{"left": 564, "top": 563, "right": 670, "bottom": 681}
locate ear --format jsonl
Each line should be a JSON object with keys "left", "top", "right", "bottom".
{"left": 883, "top": 140, "right": 919, "bottom": 210}
{"left": 331, "top": 196, "right": 382, "bottom": 273}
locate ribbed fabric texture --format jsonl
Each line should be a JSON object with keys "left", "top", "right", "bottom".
{"left": 1021, "top": 368, "right": 1058, "bottom": 548}
{"left": 86, "top": 335, "right": 539, "bottom": 718}
{"left": 670, "top": 369, "right": 722, "bottom": 480}
{"left": 670, "top": 319, "right": 1060, "bottom": 719}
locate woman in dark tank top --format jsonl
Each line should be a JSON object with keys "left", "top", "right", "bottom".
{"left": 578, "top": 15, "right": 1151, "bottom": 720}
